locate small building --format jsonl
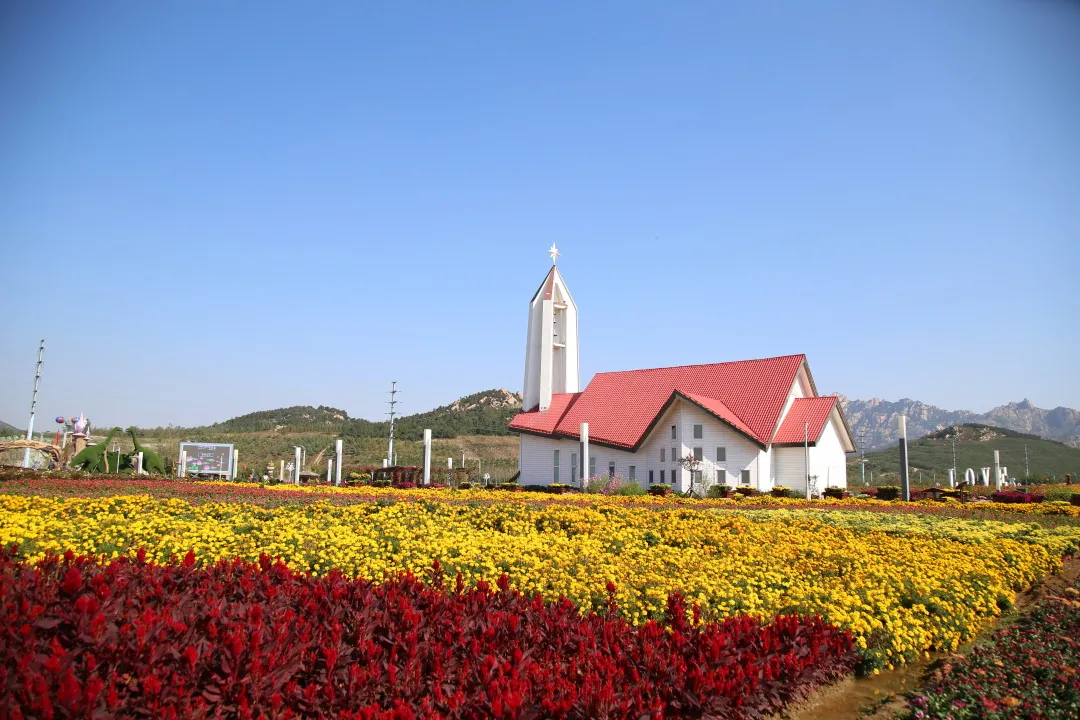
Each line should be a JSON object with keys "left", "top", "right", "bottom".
{"left": 509, "top": 250, "right": 855, "bottom": 493}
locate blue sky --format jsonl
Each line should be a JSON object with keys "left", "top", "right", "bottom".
{"left": 1, "top": 1, "right": 1078, "bottom": 429}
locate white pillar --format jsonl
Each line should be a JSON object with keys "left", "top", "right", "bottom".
{"left": 327, "top": 458, "right": 334, "bottom": 484}
{"left": 334, "top": 439, "right": 343, "bottom": 486}
{"left": 232, "top": 449, "right": 239, "bottom": 480}
{"left": 179, "top": 450, "right": 187, "bottom": 477}
{"left": 579, "top": 422, "right": 589, "bottom": 489}
{"left": 383, "top": 458, "right": 389, "bottom": 468}
{"left": 294, "top": 447, "right": 302, "bottom": 484}
{"left": 980, "top": 467, "right": 991, "bottom": 486}
{"left": 947, "top": 468, "right": 955, "bottom": 488}
{"left": 422, "top": 429, "right": 432, "bottom": 485}
{"left": 993, "top": 450, "right": 1002, "bottom": 492}
{"left": 136, "top": 451, "right": 144, "bottom": 475}
{"left": 279, "top": 459, "right": 285, "bottom": 483}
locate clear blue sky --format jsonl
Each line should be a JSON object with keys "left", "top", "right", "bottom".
{"left": 2, "top": 1, "right": 1077, "bottom": 429}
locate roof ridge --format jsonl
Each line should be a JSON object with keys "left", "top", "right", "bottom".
{"left": 592, "top": 353, "right": 806, "bottom": 377}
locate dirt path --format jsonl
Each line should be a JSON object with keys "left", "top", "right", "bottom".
{"left": 780, "top": 555, "right": 1080, "bottom": 720}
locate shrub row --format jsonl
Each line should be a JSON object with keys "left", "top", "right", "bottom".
{"left": 0, "top": 548, "right": 856, "bottom": 719}
{"left": 989, "top": 490, "right": 1046, "bottom": 504}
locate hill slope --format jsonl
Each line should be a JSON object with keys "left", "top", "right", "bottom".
{"left": 209, "top": 406, "right": 350, "bottom": 433}
{"left": 847, "top": 423, "right": 1080, "bottom": 484}
{"left": 837, "top": 396, "right": 1080, "bottom": 450}
{"left": 342, "top": 389, "right": 522, "bottom": 441}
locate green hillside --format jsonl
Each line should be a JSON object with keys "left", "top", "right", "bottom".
{"left": 125, "top": 390, "right": 525, "bottom": 481}
{"left": 208, "top": 406, "right": 350, "bottom": 433}
{"left": 848, "top": 424, "right": 1080, "bottom": 485}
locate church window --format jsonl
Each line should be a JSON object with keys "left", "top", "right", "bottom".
{"left": 693, "top": 447, "right": 703, "bottom": 461}
{"left": 671, "top": 447, "right": 678, "bottom": 463}
{"left": 589, "top": 456, "right": 596, "bottom": 477}
{"left": 608, "top": 462, "right": 615, "bottom": 477}
{"left": 660, "top": 448, "right": 665, "bottom": 462}
{"left": 671, "top": 425, "right": 677, "bottom": 439}
{"left": 716, "top": 446, "right": 727, "bottom": 462}
{"left": 553, "top": 450, "right": 560, "bottom": 484}
{"left": 716, "top": 468, "right": 725, "bottom": 483}
{"left": 693, "top": 424, "right": 703, "bottom": 439}
{"left": 660, "top": 469, "right": 666, "bottom": 483}
{"left": 648, "top": 470, "right": 654, "bottom": 484}
{"left": 741, "top": 469, "right": 751, "bottom": 485}
{"left": 571, "top": 453, "right": 578, "bottom": 484}
{"left": 629, "top": 466, "right": 636, "bottom": 480}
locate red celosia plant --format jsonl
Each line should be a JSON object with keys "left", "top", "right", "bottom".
{"left": 0, "top": 548, "right": 856, "bottom": 719}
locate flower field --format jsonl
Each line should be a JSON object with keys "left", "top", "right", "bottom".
{"left": 907, "top": 576, "right": 1080, "bottom": 719}
{"left": 4, "top": 483, "right": 1079, "bottom": 674}
{"left": 0, "top": 549, "right": 856, "bottom": 719}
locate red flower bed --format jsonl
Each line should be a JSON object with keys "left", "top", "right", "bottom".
{"left": 0, "top": 549, "right": 856, "bottom": 719}
{"left": 907, "top": 577, "right": 1080, "bottom": 718}
{"left": 990, "top": 490, "right": 1046, "bottom": 504}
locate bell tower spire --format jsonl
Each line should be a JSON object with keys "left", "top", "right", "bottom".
{"left": 523, "top": 246, "right": 579, "bottom": 411}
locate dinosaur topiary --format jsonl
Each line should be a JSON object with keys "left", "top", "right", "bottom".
{"left": 69, "top": 427, "right": 121, "bottom": 473}
{"left": 128, "top": 427, "right": 165, "bottom": 475}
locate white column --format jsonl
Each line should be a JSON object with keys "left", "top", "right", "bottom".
{"left": 993, "top": 450, "right": 1002, "bottom": 492}
{"left": 179, "top": 450, "right": 187, "bottom": 478}
{"left": 136, "top": 451, "right": 144, "bottom": 475}
{"left": 422, "top": 429, "right": 432, "bottom": 485}
{"left": 327, "top": 458, "right": 334, "bottom": 484}
{"left": 579, "top": 422, "right": 589, "bottom": 489}
{"left": 294, "top": 447, "right": 302, "bottom": 484}
{"left": 334, "top": 439, "right": 343, "bottom": 486}
{"left": 279, "top": 459, "right": 285, "bottom": 483}
{"left": 232, "top": 449, "right": 239, "bottom": 480}
{"left": 947, "top": 468, "right": 955, "bottom": 488}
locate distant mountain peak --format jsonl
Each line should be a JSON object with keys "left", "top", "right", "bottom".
{"left": 839, "top": 396, "right": 1080, "bottom": 449}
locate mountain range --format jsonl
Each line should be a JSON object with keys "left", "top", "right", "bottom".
{"left": 5, "top": 392, "right": 1078, "bottom": 451}
{"left": 836, "top": 396, "right": 1080, "bottom": 450}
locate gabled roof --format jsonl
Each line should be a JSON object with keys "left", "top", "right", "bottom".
{"left": 772, "top": 396, "right": 838, "bottom": 445}
{"left": 510, "top": 354, "right": 807, "bottom": 450}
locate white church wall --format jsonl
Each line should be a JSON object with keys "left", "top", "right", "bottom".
{"left": 657, "top": 401, "right": 761, "bottom": 492}
{"left": 639, "top": 403, "right": 686, "bottom": 491}
{"left": 518, "top": 434, "right": 581, "bottom": 486}
{"left": 773, "top": 447, "right": 806, "bottom": 490}
{"left": 810, "top": 411, "right": 848, "bottom": 489}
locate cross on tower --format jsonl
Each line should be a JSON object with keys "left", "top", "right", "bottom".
{"left": 548, "top": 243, "right": 560, "bottom": 265}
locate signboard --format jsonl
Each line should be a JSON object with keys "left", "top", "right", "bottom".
{"left": 179, "top": 442, "right": 233, "bottom": 476}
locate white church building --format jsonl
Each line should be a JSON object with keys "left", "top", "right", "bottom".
{"left": 509, "top": 248, "right": 856, "bottom": 493}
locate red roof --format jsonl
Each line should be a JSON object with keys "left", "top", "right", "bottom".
{"left": 510, "top": 354, "right": 808, "bottom": 449}
{"left": 772, "top": 396, "right": 838, "bottom": 445}
{"left": 508, "top": 393, "right": 581, "bottom": 435}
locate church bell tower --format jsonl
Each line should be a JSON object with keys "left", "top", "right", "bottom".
{"left": 523, "top": 244, "right": 580, "bottom": 411}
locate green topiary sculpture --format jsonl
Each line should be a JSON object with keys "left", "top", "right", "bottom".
{"left": 128, "top": 427, "right": 165, "bottom": 475}
{"left": 69, "top": 427, "right": 121, "bottom": 473}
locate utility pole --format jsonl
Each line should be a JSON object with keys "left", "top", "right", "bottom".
{"left": 1024, "top": 444, "right": 1029, "bottom": 479}
{"left": 23, "top": 340, "right": 45, "bottom": 468}
{"left": 386, "top": 381, "right": 399, "bottom": 467}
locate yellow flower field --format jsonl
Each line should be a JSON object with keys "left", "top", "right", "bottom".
{"left": 218, "top": 480, "right": 1080, "bottom": 517}
{"left": 3, "top": 491, "right": 1077, "bottom": 670}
